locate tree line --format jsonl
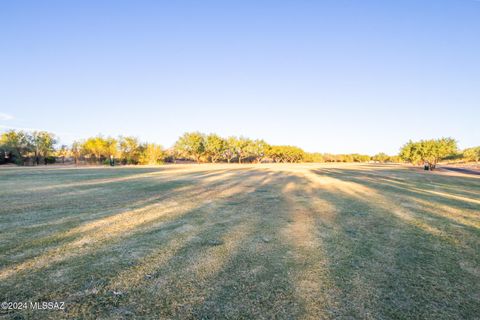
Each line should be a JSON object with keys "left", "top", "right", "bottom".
{"left": 174, "top": 132, "right": 309, "bottom": 164}
{"left": 1, "top": 129, "right": 478, "bottom": 167}
{"left": 0, "top": 131, "right": 164, "bottom": 166}
{"left": 0, "top": 130, "right": 57, "bottom": 165}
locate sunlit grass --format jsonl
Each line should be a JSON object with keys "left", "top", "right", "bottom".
{"left": 1, "top": 163, "right": 479, "bottom": 319}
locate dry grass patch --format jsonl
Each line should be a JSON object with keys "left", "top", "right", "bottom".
{"left": 1, "top": 163, "right": 479, "bottom": 319}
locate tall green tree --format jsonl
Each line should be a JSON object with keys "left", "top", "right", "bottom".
{"left": 0, "top": 139, "right": 5, "bottom": 164}
{"left": 119, "top": 136, "right": 141, "bottom": 164}
{"left": 174, "top": 132, "right": 206, "bottom": 163}
{"left": 0, "top": 130, "right": 31, "bottom": 164}
{"left": 351, "top": 154, "right": 371, "bottom": 162}
{"left": 399, "top": 138, "right": 457, "bottom": 169}
{"left": 266, "top": 145, "right": 304, "bottom": 163}
{"left": 30, "top": 131, "right": 57, "bottom": 165}
{"left": 205, "top": 134, "right": 226, "bottom": 163}
{"left": 231, "top": 136, "right": 253, "bottom": 164}
{"left": 104, "top": 137, "right": 118, "bottom": 163}
{"left": 71, "top": 141, "right": 82, "bottom": 164}
{"left": 139, "top": 143, "right": 164, "bottom": 165}
{"left": 248, "top": 139, "right": 269, "bottom": 163}
{"left": 304, "top": 152, "right": 325, "bottom": 163}
{"left": 266, "top": 145, "right": 283, "bottom": 163}
{"left": 463, "top": 147, "right": 480, "bottom": 162}
{"left": 223, "top": 137, "right": 238, "bottom": 163}
{"left": 57, "top": 144, "right": 69, "bottom": 163}
{"left": 399, "top": 140, "right": 422, "bottom": 165}
{"left": 82, "top": 137, "right": 104, "bottom": 163}
{"left": 372, "top": 152, "right": 390, "bottom": 163}
{"left": 283, "top": 146, "right": 305, "bottom": 163}
{"left": 81, "top": 136, "right": 117, "bottom": 164}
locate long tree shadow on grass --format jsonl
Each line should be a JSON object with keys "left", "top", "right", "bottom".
{"left": 313, "top": 167, "right": 480, "bottom": 207}
{"left": 2, "top": 166, "right": 479, "bottom": 319}
{"left": 312, "top": 168, "right": 480, "bottom": 226}
{"left": 185, "top": 172, "right": 314, "bottom": 319}
{"left": 0, "top": 168, "right": 261, "bottom": 266}
{"left": 0, "top": 169, "right": 285, "bottom": 319}
{"left": 302, "top": 168, "right": 480, "bottom": 319}
{"left": 314, "top": 168, "right": 480, "bottom": 235}
{"left": 0, "top": 168, "right": 266, "bottom": 271}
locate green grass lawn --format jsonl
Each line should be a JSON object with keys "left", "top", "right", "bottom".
{"left": 1, "top": 164, "right": 479, "bottom": 319}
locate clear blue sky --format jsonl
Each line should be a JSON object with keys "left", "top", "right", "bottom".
{"left": 1, "top": 0, "right": 479, "bottom": 154}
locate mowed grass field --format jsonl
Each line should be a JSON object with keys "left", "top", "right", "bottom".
{"left": 1, "top": 164, "right": 479, "bottom": 319}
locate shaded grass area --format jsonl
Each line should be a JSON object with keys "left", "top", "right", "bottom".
{"left": 0, "top": 164, "right": 479, "bottom": 319}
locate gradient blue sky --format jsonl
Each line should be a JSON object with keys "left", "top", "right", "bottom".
{"left": 1, "top": 0, "right": 479, "bottom": 154}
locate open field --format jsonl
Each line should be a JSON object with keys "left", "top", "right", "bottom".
{"left": 1, "top": 163, "right": 479, "bottom": 319}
